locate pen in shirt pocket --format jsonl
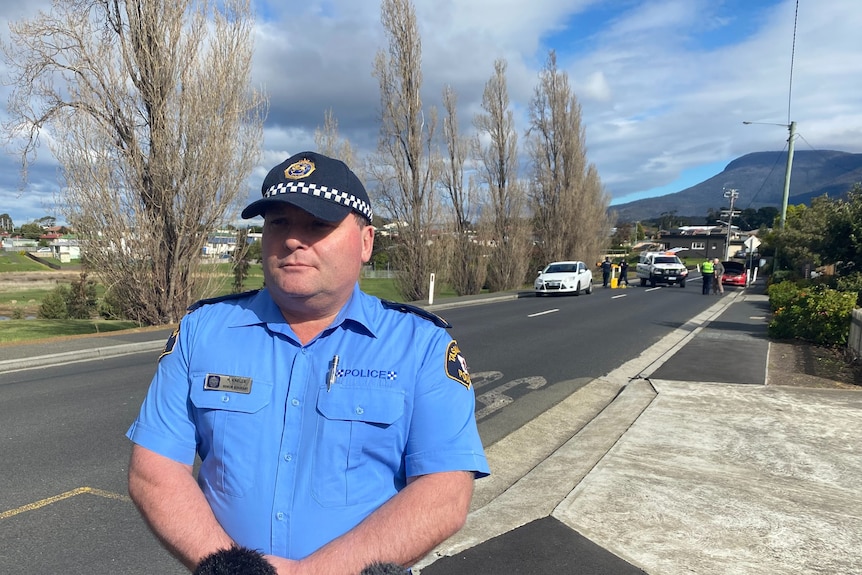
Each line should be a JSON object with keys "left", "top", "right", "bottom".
{"left": 327, "top": 355, "right": 339, "bottom": 392}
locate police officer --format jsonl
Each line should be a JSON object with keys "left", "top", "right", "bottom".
{"left": 601, "top": 256, "right": 612, "bottom": 287}
{"left": 127, "top": 152, "right": 489, "bottom": 574}
{"left": 701, "top": 258, "right": 714, "bottom": 295}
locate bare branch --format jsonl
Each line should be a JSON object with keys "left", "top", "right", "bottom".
{"left": 2, "top": 0, "right": 268, "bottom": 324}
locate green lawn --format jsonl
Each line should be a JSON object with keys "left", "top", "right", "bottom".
{"left": 0, "top": 319, "right": 145, "bottom": 344}
{"left": 0, "top": 251, "right": 56, "bottom": 272}
{"left": 0, "top": 253, "right": 471, "bottom": 341}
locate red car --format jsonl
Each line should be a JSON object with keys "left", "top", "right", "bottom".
{"left": 721, "top": 261, "right": 747, "bottom": 287}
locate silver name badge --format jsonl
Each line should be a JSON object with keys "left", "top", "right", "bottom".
{"left": 204, "top": 373, "right": 253, "bottom": 394}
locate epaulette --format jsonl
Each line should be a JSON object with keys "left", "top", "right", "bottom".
{"left": 187, "top": 289, "right": 261, "bottom": 312}
{"left": 380, "top": 299, "right": 452, "bottom": 328}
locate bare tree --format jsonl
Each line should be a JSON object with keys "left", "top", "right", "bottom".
{"left": 439, "top": 85, "right": 486, "bottom": 295}
{"left": 314, "top": 108, "right": 359, "bottom": 171}
{"left": 2, "top": 0, "right": 266, "bottom": 325}
{"left": 369, "top": 0, "right": 440, "bottom": 302}
{"left": 473, "top": 59, "right": 531, "bottom": 291}
{"left": 527, "top": 51, "right": 610, "bottom": 267}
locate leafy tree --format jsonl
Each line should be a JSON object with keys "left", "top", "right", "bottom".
{"left": 18, "top": 222, "right": 42, "bottom": 240}
{"left": 3, "top": 0, "right": 266, "bottom": 325}
{"left": 767, "top": 186, "right": 862, "bottom": 276}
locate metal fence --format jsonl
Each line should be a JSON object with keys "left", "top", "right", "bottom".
{"left": 361, "top": 268, "right": 398, "bottom": 279}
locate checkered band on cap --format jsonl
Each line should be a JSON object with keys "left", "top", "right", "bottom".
{"left": 264, "top": 181, "right": 373, "bottom": 222}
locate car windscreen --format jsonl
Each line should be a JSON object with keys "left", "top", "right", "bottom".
{"left": 654, "top": 257, "right": 680, "bottom": 264}
{"left": 546, "top": 264, "right": 576, "bottom": 273}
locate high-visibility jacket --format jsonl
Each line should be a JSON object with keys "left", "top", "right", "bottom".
{"left": 702, "top": 260, "right": 714, "bottom": 274}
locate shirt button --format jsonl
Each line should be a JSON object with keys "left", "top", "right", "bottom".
{"left": 221, "top": 395, "right": 229, "bottom": 403}
{"left": 291, "top": 398, "right": 300, "bottom": 406}
{"left": 283, "top": 453, "right": 292, "bottom": 461}
{"left": 276, "top": 512, "right": 285, "bottom": 521}
{"left": 355, "top": 406, "right": 364, "bottom": 415}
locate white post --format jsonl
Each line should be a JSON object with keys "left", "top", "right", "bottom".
{"left": 428, "top": 273, "right": 436, "bottom": 305}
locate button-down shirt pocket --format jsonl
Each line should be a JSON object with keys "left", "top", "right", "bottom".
{"left": 313, "top": 386, "right": 406, "bottom": 507}
{"left": 190, "top": 377, "right": 273, "bottom": 497}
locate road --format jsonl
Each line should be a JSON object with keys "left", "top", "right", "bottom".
{"left": 0, "top": 279, "right": 718, "bottom": 574}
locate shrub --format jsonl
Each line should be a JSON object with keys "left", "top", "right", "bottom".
{"left": 39, "top": 285, "right": 69, "bottom": 319}
{"left": 766, "top": 280, "right": 804, "bottom": 313}
{"left": 99, "top": 286, "right": 127, "bottom": 320}
{"left": 768, "top": 284, "right": 857, "bottom": 346}
{"left": 66, "top": 272, "right": 98, "bottom": 319}
{"left": 836, "top": 272, "right": 862, "bottom": 307}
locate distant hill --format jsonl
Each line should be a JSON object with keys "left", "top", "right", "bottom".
{"left": 611, "top": 150, "right": 862, "bottom": 222}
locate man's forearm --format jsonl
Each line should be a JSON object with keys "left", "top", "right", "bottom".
{"left": 286, "top": 471, "right": 474, "bottom": 575}
{"left": 128, "top": 445, "right": 235, "bottom": 571}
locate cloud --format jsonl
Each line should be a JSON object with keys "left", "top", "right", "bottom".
{"left": 2, "top": 0, "right": 861, "bottom": 224}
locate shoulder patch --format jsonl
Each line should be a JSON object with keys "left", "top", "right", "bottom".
{"left": 445, "top": 340, "right": 471, "bottom": 389}
{"left": 159, "top": 326, "right": 180, "bottom": 361}
{"left": 380, "top": 299, "right": 451, "bottom": 328}
{"left": 187, "top": 289, "right": 261, "bottom": 312}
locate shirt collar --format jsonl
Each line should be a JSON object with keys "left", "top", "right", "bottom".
{"left": 226, "top": 285, "right": 377, "bottom": 338}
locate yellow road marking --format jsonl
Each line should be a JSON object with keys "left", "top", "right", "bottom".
{"left": 0, "top": 486, "right": 130, "bottom": 520}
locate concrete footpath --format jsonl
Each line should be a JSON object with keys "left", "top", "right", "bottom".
{"left": 418, "top": 284, "right": 862, "bottom": 575}
{"left": 2, "top": 282, "right": 860, "bottom": 574}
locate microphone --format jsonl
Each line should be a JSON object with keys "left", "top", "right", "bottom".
{"left": 194, "top": 545, "right": 276, "bottom": 575}
{"left": 360, "top": 562, "right": 407, "bottom": 575}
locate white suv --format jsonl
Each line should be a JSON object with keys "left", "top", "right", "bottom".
{"left": 636, "top": 252, "right": 688, "bottom": 287}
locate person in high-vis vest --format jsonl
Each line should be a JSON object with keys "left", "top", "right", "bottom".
{"left": 701, "top": 258, "right": 714, "bottom": 295}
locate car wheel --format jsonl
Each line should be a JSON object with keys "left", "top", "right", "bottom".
{"left": 650, "top": 277, "right": 656, "bottom": 288}
{"left": 680, "top": 279, "right": 686, "bottom": 288}
{"left": 586, "top": 282, "right": 592, "bottom": 294}
{"left": 640, "top": 278, "right": 646, "bottom": 287}
{"left": 574, "top": 282, "right": 581, "bottom": 296}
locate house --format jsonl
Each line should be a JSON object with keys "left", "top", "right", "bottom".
{"left": 651, "top": 227, "right": 753, "bottom": 261}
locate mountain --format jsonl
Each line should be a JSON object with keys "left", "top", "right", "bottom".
{"left": 611, "top": 150, "right": 862, "bottom": 222}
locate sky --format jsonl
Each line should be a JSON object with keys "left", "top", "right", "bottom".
{"left": 1, "top": 0, "right": 861, "bottom": 226}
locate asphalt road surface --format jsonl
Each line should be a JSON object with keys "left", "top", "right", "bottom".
{"left": 0, "top": 279, "right": 721, "bottom": 574}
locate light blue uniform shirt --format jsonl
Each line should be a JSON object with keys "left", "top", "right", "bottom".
{"left": 127, "top": 284, "right": 489, "bottom": 559}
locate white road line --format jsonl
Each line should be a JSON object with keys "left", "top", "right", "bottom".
{"left": 528, "top": 309, "right": 559, "bottom": 317}
{"left": 611, "top": 294, "right": 627, "bottom": 299}
{"left": 645, "top": 287, "right": 662, "bottom": 292}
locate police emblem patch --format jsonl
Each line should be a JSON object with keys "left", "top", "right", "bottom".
{"left": 284, "top": 158, "right": 315, "bottom": 180}
{"left": 159, "top": 326, "right": 179, "bottom": 361}
{"left": 445, "top": 340, "right": 471, "bottom": 389}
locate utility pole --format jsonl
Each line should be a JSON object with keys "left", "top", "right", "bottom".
{"left": 779, "top": 121, "right": 796, "bottom": 229}
{"left": 722, "top": 188, "right": 740, "bottom": 260}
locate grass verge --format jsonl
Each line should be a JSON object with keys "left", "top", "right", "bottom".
{"left": 0, "top": 319, "right": 145, "bottom": 344}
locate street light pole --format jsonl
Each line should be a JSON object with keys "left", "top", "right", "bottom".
{"left": 722, "top": 188, "right": 739, "bottom": 260}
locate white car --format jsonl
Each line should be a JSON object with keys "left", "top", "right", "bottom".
{"left": 534, "top": 261, "right": 593, "bottom": 296}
